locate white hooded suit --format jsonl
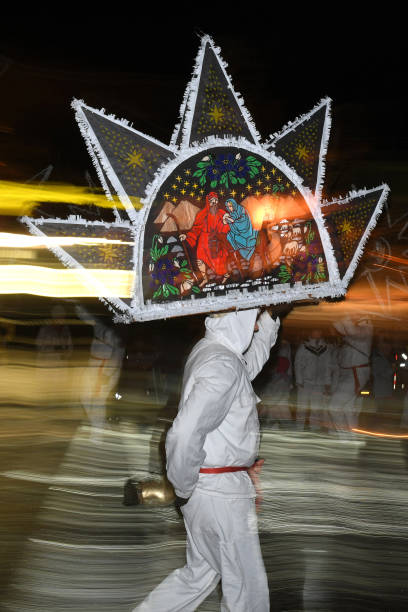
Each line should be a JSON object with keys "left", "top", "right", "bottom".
{"left": 135, "top": 309, "right": 279, "bottom": 612}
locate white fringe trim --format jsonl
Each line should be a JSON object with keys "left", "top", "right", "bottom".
{"left": 175, "top": 34, "right": 260, "bottom": 150}
{"left": 115, "top": 279, "right": 346, "bottom": 323}
{"left": 321, "top": 184, "right": 390, "bottom": 288}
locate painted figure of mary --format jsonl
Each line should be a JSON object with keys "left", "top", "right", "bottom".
{"left": 223, "top": 198, "right": 258, "bottom": 260}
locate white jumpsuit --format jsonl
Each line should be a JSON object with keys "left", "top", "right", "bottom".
{"left": 329, "top": 316, "right": 373, "bottom": 433}
{"left": 134, "top": 309, "right": 280, "bottom": 612}
{"left": 294, "top": 339, "right": 331, "bottom": 430}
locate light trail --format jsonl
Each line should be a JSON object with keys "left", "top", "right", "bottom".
{"left": 0, "top": 232, "right": 134, "bottom": 248}
{"left": 0, "top": 265, "right": 134, "bottom": 297}
{"left": 352, "top": 428, "right": 408, "bottom": 439}
{"left": 0, "top": 180, "right": 141, "bottom": 216}
{"left": 368, "top": 251, "right": 408, "bottom": 266}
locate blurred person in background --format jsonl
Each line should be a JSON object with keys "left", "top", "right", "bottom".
{"left": 371, "top": 335, "right": 394, "bottom": 412}
{"left": 294, "top": 328, "right": 331, "bottom": 431}
{"left": 36, "top": 304, "right": 73, "bottom": 364}
{"left": 134, "top": 308, "right": 280, "bottom": 612}
{"left": 258, "top": 334, "right": 293, "bottom": 429}
{"left": 328, "top": 315, "right": 373, "bottom": 436}
{"left": 76, "top": 305, "right": 125, "bottom": 437}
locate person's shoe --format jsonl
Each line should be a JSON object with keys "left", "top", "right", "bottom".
{"left": 123, "top": 478, "right": 141, "bottom": 506}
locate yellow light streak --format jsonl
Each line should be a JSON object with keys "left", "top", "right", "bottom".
{"left": 0, "top": 265, "right": 134, "bottom": 297}
{"left": 0, "top": 180, "right": 142, "bottom": 216}
{"left": 352, "top": 428, "right": 408, "bottom": 439}
{"left": 0, "top": 232, "right": 134, "bottom": 248}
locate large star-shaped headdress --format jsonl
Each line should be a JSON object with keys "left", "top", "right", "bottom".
{"left": 22, "top": 35, "right": 389, "bottom": 322}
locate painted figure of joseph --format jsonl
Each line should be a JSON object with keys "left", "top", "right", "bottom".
{"left": 180, "top": 192, "right": 230, "bottom": 286}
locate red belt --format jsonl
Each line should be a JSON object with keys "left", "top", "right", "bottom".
{"left": 199, "top": 466, "right": 250, "bottom": 474}
{"left": 340, "top": 363, "right": 369, "bottom": 395}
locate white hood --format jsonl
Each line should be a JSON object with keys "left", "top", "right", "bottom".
{"left": 204, "top": 309, "right": 258, "bottom": 355}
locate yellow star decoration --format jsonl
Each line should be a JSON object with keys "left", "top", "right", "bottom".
{"left": 208, "top": 104, "right": 224, "bottom": 124}
{"left": 126, "top": 149, "right": 145, "bottom": 168}
{"left": 230, "top": 189, "right": 237, "bottom": 197}
{"left": 295, "top": 144, "right": 309, "bottom": 160}
{"left": 102, "top": 243, "right": 117, "bottom": 267}
{"left": 340, "top": 219, "right": 353, "bottom": 234}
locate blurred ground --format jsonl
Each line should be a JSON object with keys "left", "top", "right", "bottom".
{"left": 1, "top": 341, "right": 408, "bottom": 611}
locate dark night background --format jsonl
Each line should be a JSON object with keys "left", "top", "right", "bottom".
{"left": 1, "top": 11, "right": 406, "bottom": 188}
{"left": 0, "top": 9, "right": 406, "bottom": 322}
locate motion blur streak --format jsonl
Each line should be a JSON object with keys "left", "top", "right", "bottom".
{"left": 0, "top": 233, "right": 134, "bottom": 248}
{"left": 0, "top": 180, "right": 142, "bottom": 216}
{"left": 0, "top": 265, "right": 134, "bottom": 296}
{"left": 353, "top": 428, "right": 408, "bottom": 439}
{"left": 2, "top": 423, "right": 408, "bottom": 611}
{"left": 368, "top": 251, "right": 408, "bottom": 266}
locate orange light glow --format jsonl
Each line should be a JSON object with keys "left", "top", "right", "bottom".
{"left": 352, "top": 428, "right": 408, "bottom": 439}
{"left": 242, "top": 194, "right": 313, "bottom": 230}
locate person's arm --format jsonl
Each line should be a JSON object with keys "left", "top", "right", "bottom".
{"left": 165, "top": 356, "right": 239, "bottom": 500}
{"left": 243, "top": 312, "right": 280, "bottom": 381}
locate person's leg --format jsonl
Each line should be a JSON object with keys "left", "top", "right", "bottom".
{"left": 133, "top": 520, "right": 219, "bottom": 612}
{"left": 296, "top": 386, "right": 309, "bottom": 430}
{"left": 179, "top": 492, "right": 269, "bottom": 611}
{"left": 216, "top": 497, "right": 270, "bottom": 612}
{"left": 309, "top": 386, "right": 324, "bottom": 430}
{"left": 329, "top": 373, "right": 356, "bottom": 435}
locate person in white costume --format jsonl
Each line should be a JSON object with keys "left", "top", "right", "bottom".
{"left": 294, "top": 329, "right": 331, "bottom": 430}
{"left": 259, "top": 338, "right": 293, "bottom": 427}
{"left": 76, "top": 305, "right": 125, "bottom": 431}
{"left": 328, "top": 315, "right": 373, "bottom": 434}
{"left": 134, "top": 308, "right": 280, "bottom": 612}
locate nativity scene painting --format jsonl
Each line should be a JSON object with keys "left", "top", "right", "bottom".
{"left": 143, "top": 147, "right": 327, "bottom": 304}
